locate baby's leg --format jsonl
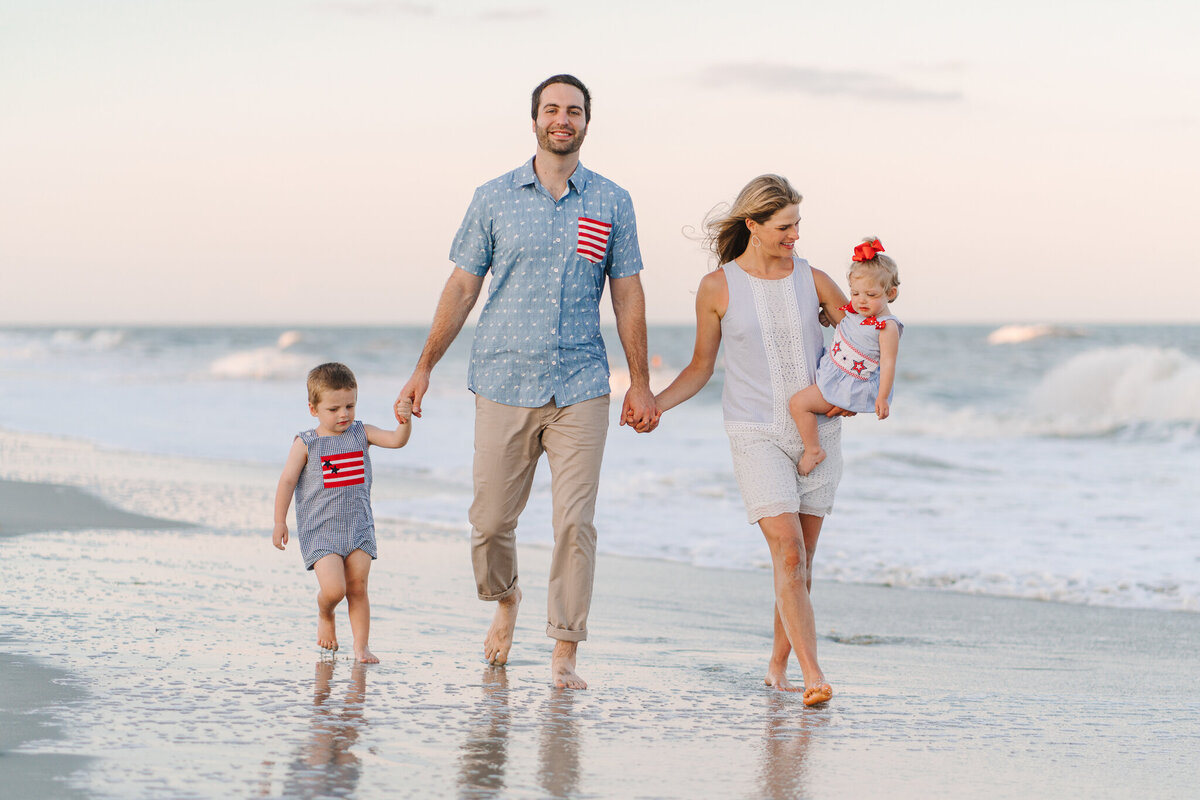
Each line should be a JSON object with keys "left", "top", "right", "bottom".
{"left": 312, "top": 554, "right": 347, "bottom": 653}
{"left": 788, "top": 385, "right": 834, "bottom": 476}
{"left": 344, "top": 549, "right": 377, "bottom": 663}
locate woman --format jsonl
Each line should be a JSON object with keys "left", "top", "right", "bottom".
{"left": 655, "top": 175, "right": 848, "bottom": 706}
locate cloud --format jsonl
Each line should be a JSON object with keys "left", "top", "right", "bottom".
{"left": 697, "top": 63, "right": 964, "bottom": 104}
{"left": 320, "top": 1, "right": 435, "bottom": 16}
{"left": 477, "top": 7, "right": 548, "bottom": 21}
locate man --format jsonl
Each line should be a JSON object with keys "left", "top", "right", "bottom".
{"left": 395, "top": 74, "right": 655, "bottom": 689}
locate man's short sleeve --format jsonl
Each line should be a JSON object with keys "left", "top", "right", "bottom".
{"left": 605, "top": 190, "right": 643, "bottom": 280}
{"left": 448, "top": 186, "right": 493, "bottom": 277}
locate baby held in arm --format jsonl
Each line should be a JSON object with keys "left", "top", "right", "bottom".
{"left": 789, "top": 238, "right": 903, "bottom": 475}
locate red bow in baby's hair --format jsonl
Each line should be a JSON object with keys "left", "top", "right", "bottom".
{"left": 852, "top": 239, "right": 885, "bottom": 262}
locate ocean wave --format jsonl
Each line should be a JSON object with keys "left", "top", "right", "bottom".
{"left": 208, "top": 331, "right": 308, "bottom": 380}
{"left": 986, "top": 324, "right": 1085, "bottom": 344}
{"left": 1029, "top": 346, "right": 1200, "bottom": 425}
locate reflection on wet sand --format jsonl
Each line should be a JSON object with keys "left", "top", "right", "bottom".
{"left": 457, "top": 666, "right": 511, "bottom": 798}
{"left": 538, "top": 690, "right": 581, "bottom": 799}
{"left": 282, "top": 660, "right": 368, "bottom": 799}
{"left": 758, "top": 692, "right": 828, "bottom": 800}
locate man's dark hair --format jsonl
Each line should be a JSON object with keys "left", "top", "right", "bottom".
{"left": 531, "top": 74, "right": 591, "bottom": 123}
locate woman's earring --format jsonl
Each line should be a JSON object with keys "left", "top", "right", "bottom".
{"left": 751, "top": 235, "right": 762, "bottom": 248}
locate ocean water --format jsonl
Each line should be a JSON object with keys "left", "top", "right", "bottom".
{"left": 1, "top": 323, "right": 1198, "bottom": 613}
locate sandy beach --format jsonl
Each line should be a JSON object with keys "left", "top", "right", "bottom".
{"left": 2, "top": 429, "right": 1198, "bottom": 799}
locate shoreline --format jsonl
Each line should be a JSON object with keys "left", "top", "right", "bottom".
{"left": 2, "top": 515, "right": 1198, "bottom": 797}
{"left": 2, "top": 430, "right": 1199, "bottom": 797}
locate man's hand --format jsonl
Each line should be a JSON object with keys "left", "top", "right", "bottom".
{"left": 397, "top": 370, "right": 430, "bottom": 421}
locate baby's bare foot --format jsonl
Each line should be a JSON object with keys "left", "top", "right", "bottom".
{"left": 484, "top": 587, "right": 522, "bottom": 665}
{"left": 355, "top": 648, "right": 379, "bottom": 664}
{"left": 797, "top": 447, "right": 826, "bottom": 476}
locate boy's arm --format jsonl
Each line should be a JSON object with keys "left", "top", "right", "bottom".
{"left": 875, "top": 323, "right": 900, "bottom": 419}
{"left": 273, "top": 438, "right": 307, "bottom": 550}
{"left": 365, "top": 400, "right": 413, "bottom": 449}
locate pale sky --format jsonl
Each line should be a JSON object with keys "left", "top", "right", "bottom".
{"left": 3, "top": 0, "right": 1198, "bottom": 325}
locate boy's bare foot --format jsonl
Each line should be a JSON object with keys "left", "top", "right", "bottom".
{"left": 484, "top": 587, "right": 521, "bottom": 665}
{"left": 551, "top": 640, "right": 587, "bottom": 690}
{"left": 317, "top": 601, "right": 338, "bottom": 652}
{"left": 797, "top": 447, "right": 826, "bottom": 476}
{"left": 764, "top": 664, "right": 803, "bottom": 692}
{"left": 354, "top": 648, "right": 379, "bottom": 664}
{"left": 803, "top": 683, "right": 833, "bottom": 707}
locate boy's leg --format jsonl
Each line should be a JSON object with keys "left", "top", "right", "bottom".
{"left": 788, "top": 386, "right": 833, "bottom": 476}
{"left": 312, "top": 554, "right": 347, "bottom": 652}
{"left": 344, "top": 549, "right": 377, "bottom": 663}
{"left": 541, "top": 394, "right": 609, "bottom": 689}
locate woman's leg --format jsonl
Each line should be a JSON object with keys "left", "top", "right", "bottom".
{"left": 344, "top": 549, "right": 377, "bottom": 663}
{"left": 759, "top": 512, "right": 832, "bottom": 705}
{"left": 788, "top": 386, "right": 834, "bottom": 476}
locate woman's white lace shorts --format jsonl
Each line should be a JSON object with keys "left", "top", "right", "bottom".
{"left": 725, "top": 418, "right": 842, "bottom": 524}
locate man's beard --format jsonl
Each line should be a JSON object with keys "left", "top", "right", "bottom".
{"left": 536, "top": 123, "right": 586, "bottom": 155}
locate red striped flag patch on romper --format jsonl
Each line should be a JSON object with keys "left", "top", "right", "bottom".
{"left": 576, "top": 217, "right": 612, "bottom": 264}
{"left": 321, "top": 451, "right": 365, "bottom": 488}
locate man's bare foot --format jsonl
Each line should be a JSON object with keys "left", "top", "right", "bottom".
{"left": 803, "top": 683, "right": 833, "bottom": 707}
{"left": 797, "top": 447, "right": 826, "bottom": 476}
{"left": 355, "top": 648, "right": 379, "bottom": 664}
{"left": 551, "top": 640, "right": 587, "bottom": 690}
{"left": 484, "top": 587, "right": 522, "bottom": 665}
{"left": 317, "top": 600, "right": 338, "bottom": 652}
{"left": 764, "top": 664, "right": 803, "bottom": 692}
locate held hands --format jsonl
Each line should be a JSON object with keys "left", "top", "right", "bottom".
{"left": 272, "top": 522, "right": 289, "bottom": 551}
{"left": 395, "top": 397, "right": 414, "bottom": 423}
{"left": 396, "top": 371, "right": 429, "bottom": 422}
{"left": 620, "top": 385, "right": 660, "bottom": 433}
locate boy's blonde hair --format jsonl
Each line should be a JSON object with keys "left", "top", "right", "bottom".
{"left": 307, "top": 362, "right": 357, "bottom": 406}
{"left": 849, "top": 237, "right": 901, "bottom": 298}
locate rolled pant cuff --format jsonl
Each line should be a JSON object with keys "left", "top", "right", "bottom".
{"left": 478, "top": 578, "right": 519, "bottom": 602}
{"left": 546, "top": 624, "right": 587, "bottom": 642}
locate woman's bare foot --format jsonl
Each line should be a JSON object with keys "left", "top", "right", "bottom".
{"left": 551, "top": 640, "right": 587, "bottom": 690}
{"left": 803, "top": 683, "right": 833, "bottom": 707}
{"left": 354, "top": 648, "right": 379, "bottom": 664}
{"left": 797, "top": 447, "right": 826, "bottom": 476}
{"left": 317, "top": 601, "right": 338, "bottom": 652}
{"left": 764, "top": 664, "right": 803, "bottom": 692}
{"left": 484, "top": 587, "right": 522, "bottom": 665}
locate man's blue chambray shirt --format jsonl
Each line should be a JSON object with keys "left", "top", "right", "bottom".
{"left": 449, "top": 158, "right": 644, "bottom": 408}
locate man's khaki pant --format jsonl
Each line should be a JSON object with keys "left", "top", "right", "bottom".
{"left": 470, "top": 394, "right": 610, "bottom": 642}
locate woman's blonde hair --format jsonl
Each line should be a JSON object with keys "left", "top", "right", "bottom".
{"left": 704, "top": 174, "right": 802, "bottom": 265}
{"left": 848, "top": 237, "right": 901, "bottom": 298}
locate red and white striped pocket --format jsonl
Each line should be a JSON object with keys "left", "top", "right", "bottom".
{"left": 321, "top": 451, "right": 365, "bottom": 488}
{"left": 576, "top": 217, "right": 612, "bottom": 264}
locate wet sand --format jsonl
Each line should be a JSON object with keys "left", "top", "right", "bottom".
{"left": 1, "top": 432, "right": 1199, "bottom": 798}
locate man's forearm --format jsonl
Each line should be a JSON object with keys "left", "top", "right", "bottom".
{"left": 416, "top": 270, "right": 483, "bottom": 372}
{"left": 611, "top": 275, "right": 650, "bottom": 388}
